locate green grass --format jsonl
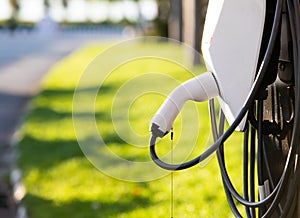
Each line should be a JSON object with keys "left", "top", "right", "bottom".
{"left": 18, "top": 40, "right": 246, "bottom": 218}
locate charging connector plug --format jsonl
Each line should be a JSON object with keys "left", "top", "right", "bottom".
{"left": 150, "top": 72, "right": 219, "bottom": 137}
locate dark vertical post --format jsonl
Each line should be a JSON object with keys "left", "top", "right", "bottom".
{"left": 168, "top": 0, "right": 182, "bottom": 42}
{"left": 193, "top": 0, "right": 203, "bottom": 65}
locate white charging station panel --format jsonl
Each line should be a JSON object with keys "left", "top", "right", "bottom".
{"left": 202, "top": 0, "right": 266, "bottom": 130}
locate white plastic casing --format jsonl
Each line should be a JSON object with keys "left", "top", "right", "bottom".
{"left": 150, "top": 72, "right": 219, "bottom": 135}
{"left": 202, "top": 0, "right": 266, "bottom": 130}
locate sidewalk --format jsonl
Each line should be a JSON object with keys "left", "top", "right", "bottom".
{"left": 0, "top": 30, "right": 123, "bottom": 218}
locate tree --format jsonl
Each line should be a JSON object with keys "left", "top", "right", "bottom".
{"left": 8, "top": 0, "right": 19, "bottom": 33}
{"left": 154, "top": 0, "right": 170, "bottom": 37}
{"left": 62, "top": 0, "right": 68, "bottom": 8}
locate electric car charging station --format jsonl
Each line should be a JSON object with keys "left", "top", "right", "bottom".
{"left": 150, "top": 0, "right": 300, "bottom": 217}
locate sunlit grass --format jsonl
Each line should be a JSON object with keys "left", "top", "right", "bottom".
{"left": 18, "top": 40, "right": 245, "bottom": 218}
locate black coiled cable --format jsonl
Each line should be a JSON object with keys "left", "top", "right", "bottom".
{"left": 210, "top": 0, "right": 300, "bottom": 217}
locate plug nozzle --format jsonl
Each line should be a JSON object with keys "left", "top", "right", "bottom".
{"left": 150, "top": 72, "right": 219, "bottom": 137}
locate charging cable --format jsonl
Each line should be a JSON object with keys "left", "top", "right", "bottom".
{"left": 149, "top": 0, "right": 282, "bottom": 171}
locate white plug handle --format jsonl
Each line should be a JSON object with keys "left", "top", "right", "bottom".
{"left": 150, "top": 72, "right": 219, "bottom": 137}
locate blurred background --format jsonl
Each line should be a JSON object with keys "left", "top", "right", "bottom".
{"left": 0, "top": 0, "right": 208, "bottom": 57}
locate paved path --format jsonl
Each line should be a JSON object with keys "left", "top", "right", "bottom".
{"left": 0, "top": 29, "right": 123, "bottom": 218}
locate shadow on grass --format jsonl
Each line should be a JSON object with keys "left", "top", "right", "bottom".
{"left": 30, "top": 106, "right": 110, "bottom": 122}
{"left": 30, "top": 85, "right": 117, "bottom": 122}
{"left": 39, "top": 84, "right": 116, "bottom": 98}
{"left": 29, "top": 107, "right": 73, "bottom": 121}
{"left": 18, "top": 132, "right": 129, "bottom": 172}
{"left": 102, "top": 132, "right": 127, "bottom": 144}
{"left": 25, "top": 192, "right": 152, "bottom": 218}
{"left": 19, "top": 135, "right": 84, "bottom": 172}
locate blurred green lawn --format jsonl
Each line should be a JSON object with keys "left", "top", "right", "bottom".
{"left": 18, "top": 40, "right": 245, "bottom": 218}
